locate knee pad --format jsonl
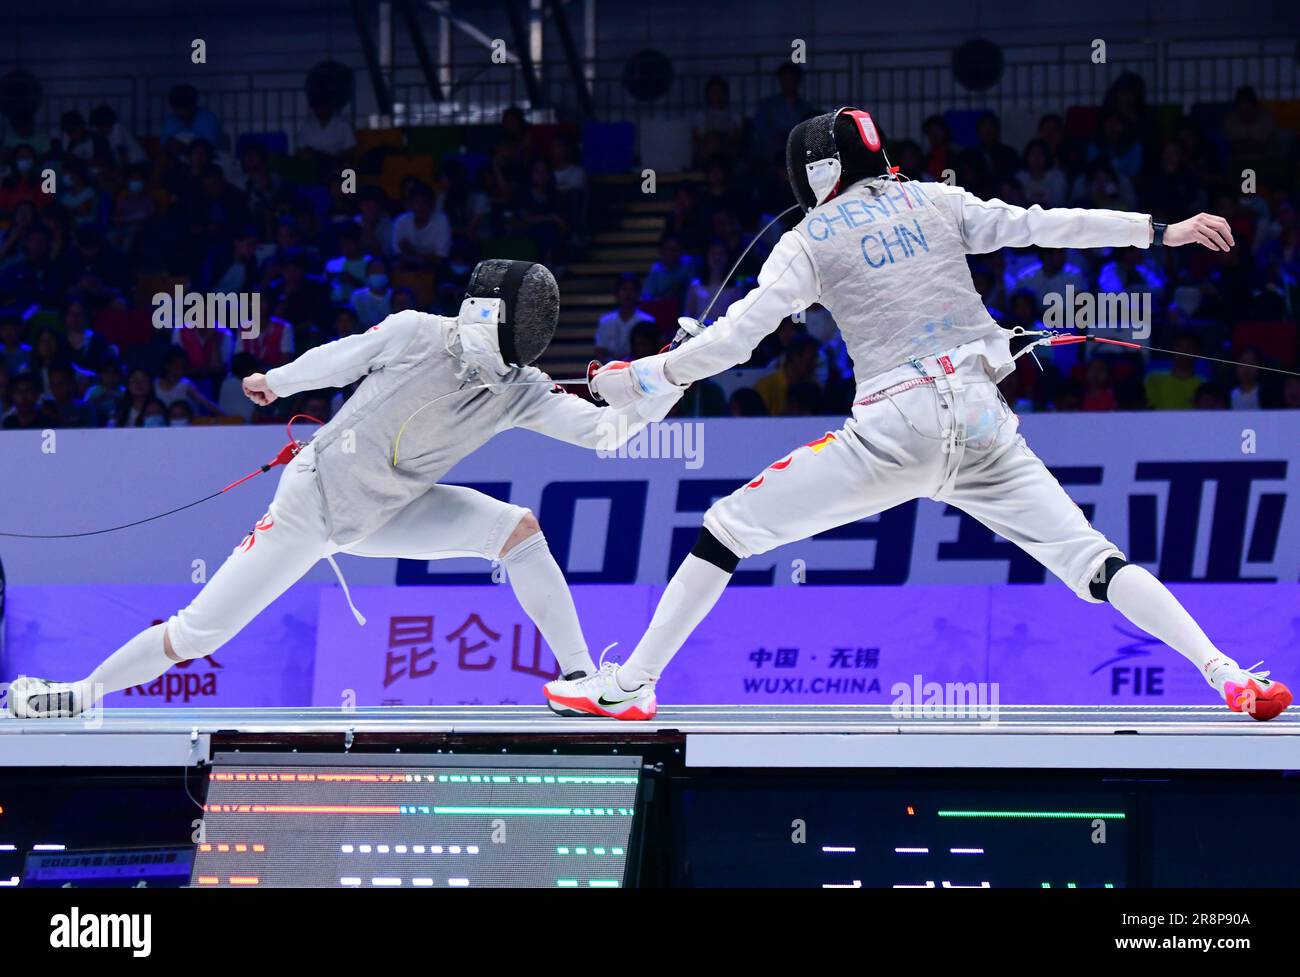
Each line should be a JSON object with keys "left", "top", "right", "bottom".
{"left": 691, "top": 526, "right": 740, "bottom": 574}
{"left": 1088, "top": 556, "right": 1130, "bottom": 602}
{"left": 500, "top": 528, "right": 548, "bottom": 565}
{"left": 163, "top": 616, "right": 213, "bottom": 662}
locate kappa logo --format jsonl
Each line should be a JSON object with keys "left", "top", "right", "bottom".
{"left": 237, "top": 514, "right": 274, "bottom": 553}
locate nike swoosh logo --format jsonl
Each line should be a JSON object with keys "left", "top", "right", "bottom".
{"left": 597, "top": 694, "right": 636, "bottom": 706}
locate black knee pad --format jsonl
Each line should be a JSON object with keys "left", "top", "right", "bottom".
{"left": 1089, "top": 556, "right": 1130, "bottom": 602}
{"left": 691, "top": 526, "right": 740, "bottom": 574}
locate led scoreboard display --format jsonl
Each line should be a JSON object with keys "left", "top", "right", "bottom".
{"left": 192, "top": 753, "right": 642, "bottom": 888}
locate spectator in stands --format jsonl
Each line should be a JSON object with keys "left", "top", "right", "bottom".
{"left": 140, "top": 397, "right": 169, "bottom": 427}
{"left": 1140, "top": 140, "right": 1206, "bottom": 222}
{"left": 1073, "top": 159, "right": 1135, "bottom": 211}
{"left": 67, "top": 226, "right": 130, "bottom": 299}
{"left": 1283, "top": 376, "right": 1300, "bottom": 410}
{"left": 0, "top": 313, "right": 33, "bottom": 374}
{"left": 595, "top": 273, "right": 656, "bottom": 361}
{"left": 641, "top": 234, "right": 695, "bottom": 302}
{"left": 84, "top": 358, "right": 124, "bottom": 425}
{"left": 1081, "top": 357, "right": 1117, "bottom": 412}
{"left": 665, "top": 184, "right": 707, "bottom": 254}
{"left": 351, "top": 257, "right": 393, "bottom": 329}
{"left": 960, "top": 112, "right": 1020, "bottom": 198}
{"left": 1145, "top": 333, "right": 1207, "bottom": 409}
{"left": 922, "top": 114, "right": 956, "bottom": 183}
{"left": 784, "top": 381, "right": 826, "bottom": 416}
{"left": 55, "top": 111, "right": 109, "bottom": 164}
{"left": 0, "top": 144, "right": 46, "bottom": 214}
{"left": 219, "top": 352, "right": 263, "bottom": 421}
{"left": 710, "top": 209, "right": 763, "bottom": 278}
{"left": 393, "top": 180, "right": 450, "bottom": 268}
{"left": 699, "top": 154, "right": 751, "bottom": 230}
{"left": 2, "top": 372, "right": 54, "bottom": 430}
{"left": 155, "top": 347, "right": 220, "bottom": 416}
{"left": 110, "top": 163, "right": 158, "bottom": 253}
{"left": 512, "top": 158, "right": 569, "bottom": 264}
{"left": 42, "top": 361, "right": 94, "bottom": 427}
{"left": 110, "top": 367, "right": 154, "bottom": 427}
{"left": 752, "top": 63, "right": 819, "bottom": 168}
{"left": 168, "top": 399, "right": 195, "bottom": 426}
{"left": 297, "top": 94, "right": 356, "bottom": 160}
{"left": 30, "top": 327, "right": 68, "bottom": 391}
{"left": 693, "top": 76, "right": 743, "bottom": 166}
{"left": 1222, "top": 86, "right": 1277, "bottom": 163}
{"left": 161, "top": 84, "right": 225, "bottom": 150}
{"left": 1008, "top": 247, "right": 1090, "bottom": 305}
{"left": 1089, "top": 111, "right": 1143, "bottom": 184}
{"left": 550, "top": 136, "right": 587, "bottom": 195}
{"left": 685, "top": 239, "right": 744, "bottom": 323}
{"left": 170, "top": 315, "right": 233, "bottom": 385}
{"left": 754, "top": 333, "right": 820, "bottom": 416}
{"left": 728, "top": 387, "right": 768, "bottom": 417}
{"left": 189, "top": 162, "right": 249, "bottom": 245}
{"left": 236, "top": 310, "right": 293, "bottom": 370}
{"left": 392, "top": 287, "right": 420, "bottom": 313}
{"left": 356, "top": 186, "right": 395, "bottom": 258}
{"left": 0, "top": 200, "right": 38, "bottom": 266}
{"left": 1230, "top": 347, "right": 1265, "bottom": 410}
{"left": 325, "top": 222, "right": 370, "bottom": 303}
{"left": 0, "top": 108, "right": 51, "bottom": 156}
{"left": 1194, "top": 383, "right": 1229, "bottom": 410}
{"left": 269, "top": 248, "right": 330, "bottom": 343}
{"left": 200, "top": 224, "right": 260, "bottom": 293}
{"left": 239, "top": 141, "right": 283, "bottom": 233}
{"left": 1015, "top": 139, "right": 1067, "bottom": 208}
{"left": 89, "top": 104, "right": 146, "bottom": 166}
{"left": 332, "top": 305, "right": 360, "bottom": 339}
{"left": 58, "top": 161, "right": 101, "bottom": 228}
{"left": 62, "top": 298, "right": 114, "bottom": 373}
{"left": 296, "top": 390, "right": 334, "bottom": 424}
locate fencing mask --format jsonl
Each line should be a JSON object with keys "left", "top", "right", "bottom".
{"left": 786, "top": 107, "right": 890, "bottom": 212}
{"left": 462, "top": 259, "right": 560, "bottom": 367}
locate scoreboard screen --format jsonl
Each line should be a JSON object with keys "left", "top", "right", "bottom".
{"left": 675, "top": 779, "right": 1132, "bottom": 888}
{"left": 193, "top": 753, "right": 642, "bottom": 888}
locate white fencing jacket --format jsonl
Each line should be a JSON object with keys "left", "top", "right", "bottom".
{"left": 267, "top": 309, "right": 679, "bottom": 544}
{"left": 660, "top": 178, "right": 1153, "bottom": 391}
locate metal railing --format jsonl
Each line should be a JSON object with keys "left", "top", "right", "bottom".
{"left": 21, "top": 37, "right": 1299, "bottom": 151}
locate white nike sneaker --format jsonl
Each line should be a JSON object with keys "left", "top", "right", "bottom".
{"left": 6, "top": 676, "right": 90, "bottom": 719}
{"left": 543, "top": 662, "right": 657, "bottom": 721}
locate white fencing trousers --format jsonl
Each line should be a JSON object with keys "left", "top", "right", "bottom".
{"left": 703, "top": 358, "right": 1122, "bottom": 602}
{"left": 166, "top": 443, "right": 528, "bottom": 661}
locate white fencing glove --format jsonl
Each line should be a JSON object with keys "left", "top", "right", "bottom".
{"left": 588, "top": 355, "right": 678, "bottom": 407}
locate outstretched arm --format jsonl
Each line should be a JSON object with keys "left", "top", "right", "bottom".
{"left": 245, "top": 309, "right": 428, "bottom": 405}
{"left": 660, "top": 230, "right": 820, "bottom": 386}
{"left": 510, "top": 370, "right": 682, "bottom": 450}
{"left": 590, "top": 231, "right": 820, "bottom": 406}
{"left": 943, "top": 185, "right": 1234, "bottom": 253}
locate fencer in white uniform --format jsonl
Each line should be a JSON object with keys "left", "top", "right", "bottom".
{"left": 545, "top": 108, "right": 1291, "bottom": 722}
{"left": 9, "top": 260, "right": 681, "bottom": 718}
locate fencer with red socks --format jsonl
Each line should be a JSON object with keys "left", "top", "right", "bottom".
{"left": 544, "top": 107, "right": 1291, "bottom": 723}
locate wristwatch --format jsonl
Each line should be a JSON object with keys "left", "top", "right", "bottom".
{"left": 1151, "top": 220, "right": 1168, "bottom": 246}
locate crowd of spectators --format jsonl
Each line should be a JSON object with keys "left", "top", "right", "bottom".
{"left": 0, "top": 86, "right": 587, "bottom": 429}
{"left": 0, "top": 67, "right": 1297, "bottom": 431}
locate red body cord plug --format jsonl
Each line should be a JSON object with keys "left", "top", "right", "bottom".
{"left": 220, "top": 413, "right": 324, "bottom": 493}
